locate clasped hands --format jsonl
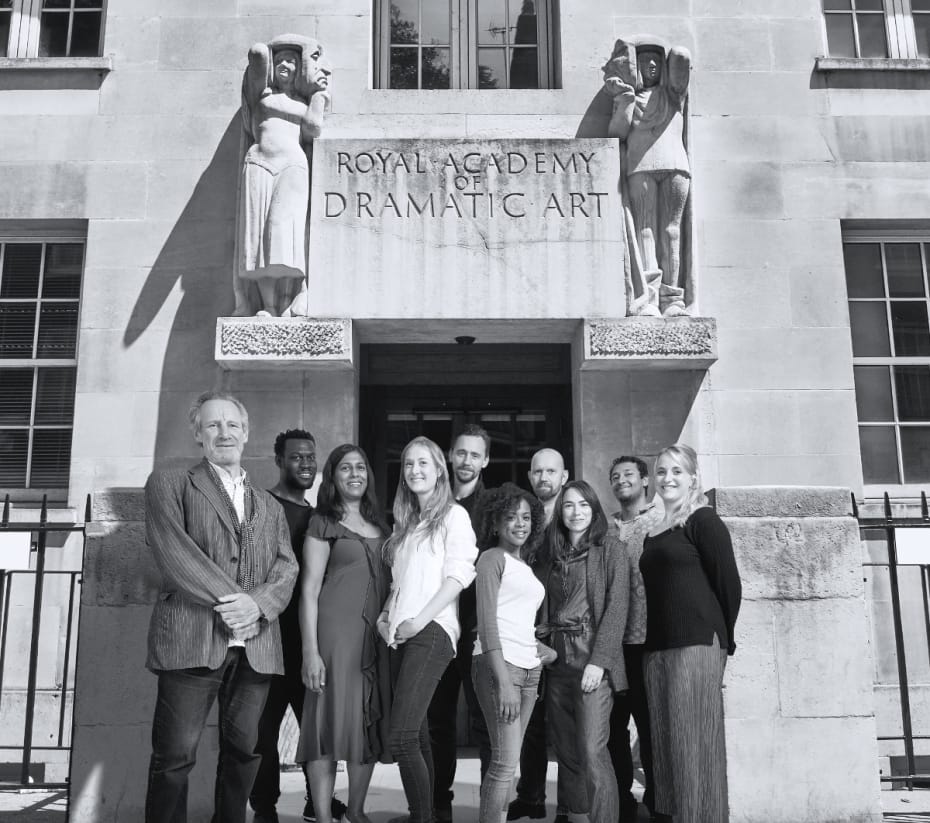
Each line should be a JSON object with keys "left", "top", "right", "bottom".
{"left": 214, "top": 592, "right": 262, "bottom": 641}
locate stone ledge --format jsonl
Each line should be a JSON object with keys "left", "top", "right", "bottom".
{"left": 582, "top": 316, "right": 716, "bottom": 370}
{"left": 709, "top": 486, "right": 853, "bottom": 518}
{"left": 215, "top": 317, "right": 354, "bottom": 370}
{"left": 815, "top": 56, "right": 930, "bottom": 72}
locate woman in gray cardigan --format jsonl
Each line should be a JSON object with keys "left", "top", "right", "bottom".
{"left": 536, "top": 480, "right": 630, "bottom": 823}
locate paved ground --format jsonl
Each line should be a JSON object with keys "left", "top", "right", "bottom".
{"left": 2, "top": 760, "right": 929, "bottom": 821}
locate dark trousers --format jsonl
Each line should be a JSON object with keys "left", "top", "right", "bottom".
{"left": 391, "top": 621, "right": 455, "bottom": 823}
{"left": 249, "top": 652, "right": 306, "bottom": 813}
{"left": 427, "top": 631, "right": 492, "bottom": 810}
{"left": 608, "top": 644, "right": 654, "bottom": 815}
{"left": 145, "top": 647, "right": 271, "bottom": 823}
{"left": 514, "top": 682, "right": 568, "bottom": 814}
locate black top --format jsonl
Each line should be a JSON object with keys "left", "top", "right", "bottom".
{"left": 640, "top": 506, "right": 742, "bottom": 655}
{"left": 268, "top": 491, "right": 314, "bottom": 664}
{"left": 454, "top": 477, "right": 486, "bottom": 641}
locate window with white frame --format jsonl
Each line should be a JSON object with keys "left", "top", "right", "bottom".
{"left": 0, "top": 0, "right": 104, "bottom": 59}
{"left": 845, "top": 233, "right": 930, "bottom": 486}
{"left": 823, "top": 0, "right": 930, "bottom": 58}
{"left": 0, "top": 239, "right": 82, "bottom": 493}
{"left": 373, "top": 0, "right": 559, "bottom": 90}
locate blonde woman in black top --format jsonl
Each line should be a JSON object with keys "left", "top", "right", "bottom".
{"left": 640, "top": 444, "right": 741, "bottom": 823}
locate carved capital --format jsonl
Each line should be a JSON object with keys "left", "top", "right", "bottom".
{"left": 215, "top": 317, "right": 353, "bottom": 370}
{"left": 583, "top": 316, "right": 716, "bottom": 370}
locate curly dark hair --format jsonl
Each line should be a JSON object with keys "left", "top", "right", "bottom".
{"left": 315, "top": 444, "right": 389, "bottom": 534}
{"left": 476, "top": 482, "right": 547, "bottom": 563}
{"left": 541, "top": 480, "right": 609, "bottom": 565}
{"left": 273, "top": 428, "right": 315, "bottom": 458}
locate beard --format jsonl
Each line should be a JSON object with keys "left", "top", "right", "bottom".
{"left": 533, "top": 483, "right": 559, "bottom": 502}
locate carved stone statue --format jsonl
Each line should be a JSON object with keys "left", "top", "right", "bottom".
{"left": 233, "top": 34, "right": 332, "bottom": 317}
{"left": 604, "top": 37, "right": 692, "bottom": 316}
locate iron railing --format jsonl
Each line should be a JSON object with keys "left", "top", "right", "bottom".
{"left": 0, "top": 493, "right": 89, "bottom": 788}
{"left": 855, "top": 491, "right": 930, "bottom": 789}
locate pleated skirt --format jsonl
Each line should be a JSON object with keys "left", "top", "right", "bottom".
{"left": 644, "top": 643, "right": 729, "bottom": 823}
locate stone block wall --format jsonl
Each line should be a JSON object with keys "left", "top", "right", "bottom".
{"left": 715, "top": 486, "right": 882, "bottom": 823}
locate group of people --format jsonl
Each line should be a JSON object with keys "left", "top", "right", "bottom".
{"left": 142, "top": 391, "right": 742, "bottom": 823}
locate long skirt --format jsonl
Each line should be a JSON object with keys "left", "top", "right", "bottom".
{"left": 644, "top": 643, "right": 729, "bottom": 823}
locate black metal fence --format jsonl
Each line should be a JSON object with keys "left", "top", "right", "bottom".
{"left": 0, "top": 494, "right": 88, "bottom": 788}
{"left": 856, "top": 491, "right": 930, "bottom": 790}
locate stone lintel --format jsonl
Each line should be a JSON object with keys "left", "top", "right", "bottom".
{"left": 215, "top": 317, "right": 354, "bottom": 371}
{"left": 709, "top": 486, "right": 854, "bottom": 518}
{"left": 582, "top": 316, "right": 717, "bottom": 370}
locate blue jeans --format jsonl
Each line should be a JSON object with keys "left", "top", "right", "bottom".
{"left": 390, "top": 621, "right": 455, "bottom": 823}
{"left": 145, "top": 647, "right": 271, "bottom": 823}
{"left": 546, "top": 670, "right": 618, "bottom": 823}
{"left": 472, "top": 654, "right": 541, "bottom": 823}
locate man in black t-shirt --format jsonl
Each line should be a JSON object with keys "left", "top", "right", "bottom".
{"left": 250, "top": 429, "right": 345, "bottom": 823}
{"left": 428, "top": 424, "right": 493, "bottom": 823}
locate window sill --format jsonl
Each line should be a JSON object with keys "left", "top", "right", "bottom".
{"left": 815, "top": 56, "right": 930, "bottom": 72}
{"left": 0, "top": 55, "right": 112, "bottom": 73}
{"left": 0, "top": 55, "right": 112, "bottom": 90}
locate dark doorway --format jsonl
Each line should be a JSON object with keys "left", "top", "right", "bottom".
{"left": 359, "top": 343, "right": 573, "bottom": 512}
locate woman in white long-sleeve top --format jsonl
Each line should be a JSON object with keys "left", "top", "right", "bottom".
{"left": 376, "top": 436, "right": 478, "bottom": 823}
{"left": 472, "top": 483, "right": 556, "bottom": 823}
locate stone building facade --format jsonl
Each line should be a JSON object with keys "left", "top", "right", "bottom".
{"left": 3, "top": 0, "right": 930, "bottom": 820}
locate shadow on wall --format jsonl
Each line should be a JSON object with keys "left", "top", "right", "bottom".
{"left": 574, "top": 86, "right": 613, "bottom": 139}
{"left": 123, "top": 115, "right": 241, "bottom": 474}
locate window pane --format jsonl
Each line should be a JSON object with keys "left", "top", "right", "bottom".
{"left": 855, "top": 365, "right": 894, "bottom": 422}
{"left": 390, "top": 0, "right": 420, "bottom": 44}
{"left": 855, "top": 0, "right": 884, "bottom": 10}
{"left": 390, "top": 47, "right": 419, "bottom": 88}
{"left": 478, "top": 0, "right": 508, "bottom": 45}
{"left": 857, "top": 14, "right": 889, "bottom": 57}
{"left": 844, "top": 243, "right": 884, "bottom": 298}
{"left": 511, "top": 0, "right": 538, "bottom": 45}
{"left": 913, "top": 0, "right": 930, "bottom": 10}
{"left": 826, "top": 15, "right": 857, "bottom": 57}
{"left": 69, "top": 10, "right": 102, "bottom": 57}
{"left": 36, "top": 304, "right": 78, "bottom": 358}
{"left": 421, "top": 0, "right": 449, "bottom": 44}
{"left": 478, "top": 47, "right": 506, "bottom": 89}
{"left": 42, "top": 243, "right": 83, "bottom": 299}
{"left": 0, "top": 304, "right": 37, "bottom": 359}
{"left": 482, "top": 414, "right": 514, "bottom": 457}
{"left": 421, "top": 47, "right": 450, "bottom": 89}
{"left": 39, "top": 11, "right": 70, "bottom": 57}
{"left": 0, "top": 430, "right": 28, "bottom": 487}
{"left": 29, "top": 428, "right": 71, "bottom": 488}
{"left": 886, "top": 244, "right": 925, "bottom": 298}
{"left": 916, "top": 15, "right": 930, "bottom": 58}
{"left": 515, "top": 413, "right": 546, "bottom": 458}
{"left": 34, "top": 367, "right": 75, "bottom": 425}
{"left": 43, "top": 0, "right": 71, "bottom": 8}
{"left": 510, "top": 47, "right": 538, "bottom": 88}
{"left": 891, "top": 302, "right": 930, "bottom": 356}
{"left": 1, "top": 244, "right": 42, "bottom": 299}
{"left": 0, "top": 9, "right": 10, "bottom": 59}
{"left": 849, "top": 302, "right": 891, "bottom": 357}
{"left": 901, "top": 427, "right": 930, "bottom": 484}
{"left": 823, "top": 0, "right": 852, "bottom": 9}
{"left": 75, "top": 0, "right": 103, "bottom": 8}
{"left": 895, "top": 366, "right": 930, "bottom": 421}
{"left": 0, "top": 368, "right": 34, "bottom": 425}
{"left": 860, "top": 426, "right": 900, "bottom": 484}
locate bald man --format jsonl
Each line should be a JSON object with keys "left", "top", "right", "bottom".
{"left": 508, "top": 449, "right": 570, "bottom": 823}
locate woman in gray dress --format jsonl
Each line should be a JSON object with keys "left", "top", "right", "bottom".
{"left": 297, "top": 444, "right": 391, "bottom": 823}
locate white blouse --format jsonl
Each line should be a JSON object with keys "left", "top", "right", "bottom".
{"left": 386, "top": 504, "right": 478, "bottom": 650}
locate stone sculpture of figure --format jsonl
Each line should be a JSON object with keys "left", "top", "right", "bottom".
{"left": 234, "top": 35, "right": 332, "bottom": 317}
{"left": 604, "top": 37, "right": 692, "bottom": 317}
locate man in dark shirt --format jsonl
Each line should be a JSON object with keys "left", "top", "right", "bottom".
{"left": 250, "top": 429, "right": 345, "bottom": 823}
{"left": 428, "top": 424, "right": 492, "bottom": 823}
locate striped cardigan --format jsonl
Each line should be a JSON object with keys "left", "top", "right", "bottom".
{"left": 144, "top": 461, "right": 298, "bottom": 674}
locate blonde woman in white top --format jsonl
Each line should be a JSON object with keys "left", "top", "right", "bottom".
{"left": 472, "top": 483, "right": 556, "bottom": 823}
{"left": 377, "top": 436, "right": 478, "bottom": 823}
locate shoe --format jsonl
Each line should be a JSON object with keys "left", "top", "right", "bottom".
{"left": 386, "top": 816, "right": 411, "bottom": 823}
{"left": 435, "top": 808, "right": 453, "bottom": 823}
{"left": 254, "top": 811, "right": 280, "bottom": 823}
{"left": 507, "top": 800, "right": 547, "bottom": 821}
{"left": 553, "top": 815, "right": 569, "bottom": 823}
{"left": 304, "top": 795, "right": 347, "bottom": 822}
{"left": 619, "top": 799, "right": 638, "bottom": 823}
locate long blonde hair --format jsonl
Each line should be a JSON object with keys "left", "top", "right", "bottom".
{"left": 656, "top": 443, "right": 708, "bottom": 529}
{"left": 383, "top": 436, "right": 454, "bottom": 566}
